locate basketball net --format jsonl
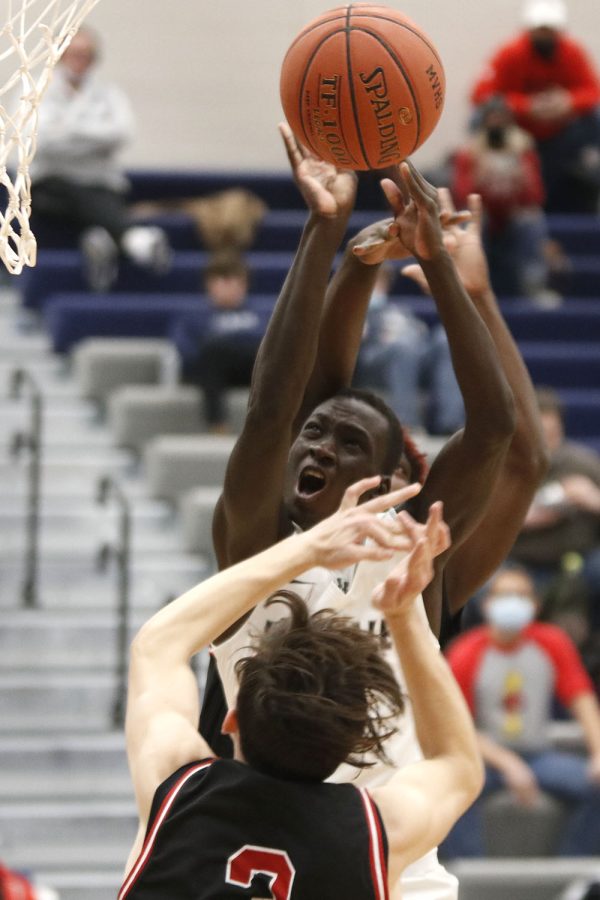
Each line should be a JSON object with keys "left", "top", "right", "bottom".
{"left": 0, "top": 0, "right": 100, "bottom": 274}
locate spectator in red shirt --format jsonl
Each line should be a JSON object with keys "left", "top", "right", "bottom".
{"left": 441, "top": 563, "right": 600, "bottom": 858}
{"left": 471, "top": 0, "right": 600, "bottom": 213}
{"left": 452, "top": 96, "right": 557, "bottom": 304}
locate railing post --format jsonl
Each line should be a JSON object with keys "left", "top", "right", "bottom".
{"left": 97, "top": 475, "right": 131, "bottom": 729}
{"left": 9, "top": 368, "right": 43, "bottom": 609}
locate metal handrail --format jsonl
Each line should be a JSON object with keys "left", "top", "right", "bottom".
{"left": 9, "top": 368, "right": 43, "bottom": 609}
{"left": 97, "top": 475, "right": 131, "bottom": 729}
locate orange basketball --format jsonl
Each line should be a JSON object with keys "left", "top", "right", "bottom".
{"left": 280, "top": 4, "right": 445, "bottom": 170}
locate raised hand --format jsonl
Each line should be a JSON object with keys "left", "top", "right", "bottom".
{"left": 371, "top": 501, "right": 451, "bottom": 617}
{"left": 279, "top": 121, "right": 357, "bottom": 219}
{"left": 351, "top": 205, "right": 471, "bottom": 268}
{"left": 303, "top": 476, "right": 422, "bottom": 571}
{"left": 403, "top": 190, "right": 492, "bottom": 299}
{"left": 350, "top": 217, "right": 409, "bottom": 266}
{"left": 379, "top": 162, "right": 446, "bottom": 261}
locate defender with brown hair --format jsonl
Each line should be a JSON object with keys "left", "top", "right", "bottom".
{"left": 119, "top": 480, "right": 482, "bottom": 899}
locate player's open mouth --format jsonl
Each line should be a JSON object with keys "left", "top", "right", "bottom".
{"left": 297, "top": 466, "right": 327, "bottom": 498}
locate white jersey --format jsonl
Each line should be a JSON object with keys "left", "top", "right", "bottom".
{"left": 211, "top": 533, "right": 458, "bottom": 900}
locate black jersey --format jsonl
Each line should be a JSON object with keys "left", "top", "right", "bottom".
{"left": 119, "top": 758, "right": 389, "bottom": 900}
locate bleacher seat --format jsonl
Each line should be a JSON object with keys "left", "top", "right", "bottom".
{"left": 73, "top": 338, "right": 179, "bottom": 405}
{"left": 45, "top": 294, "right": 204, "bottom": 353}
{"left": 483, "top": 791, "right": 566, "bottom": 857}
{"left": 44, "top": 293, "right": 276, "bottom": 354}
{"left": 144, "top": 434, "right": 235, "bottom": 503}
{"left": 23, "top": 250, "right": 293, "bottom": 311}
{"left": 178, "top": 486, "right": 221, "bottom": 555}
{"left": 108, "top": 385, "right": 203, "bottom": 451}
{"left": 447, "top": 859, "right": 600, "bottom": 900}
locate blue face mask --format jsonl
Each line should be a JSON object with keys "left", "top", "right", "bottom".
{"left": 486, "top": 594, "right": 536, "bottom": 633}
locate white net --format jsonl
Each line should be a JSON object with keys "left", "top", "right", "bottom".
{"left": 0, "top": 0, "right": 100, "bottom": 274}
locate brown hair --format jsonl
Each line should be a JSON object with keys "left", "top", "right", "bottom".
{"left": 235, "top": 593, "right": 404, "bottom": 782}
{"left": 202, "top": 251, "right": 249, "bottom": 286}
{"left": 400, "top": 427, "right": 429, "bottom": 485}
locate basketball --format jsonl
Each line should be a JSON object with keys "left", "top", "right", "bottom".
{"left": 280, "top": 4, "right": 445, "bottom": 170}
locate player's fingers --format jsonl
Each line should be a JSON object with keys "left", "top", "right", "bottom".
{"left": 467, "top": 193, "right": 483, "bottom": 233}
{"left": 402, "top": 161, "right": 439, "bottom": 205}
{"left": 352, "top": 237, "right": 386, "bottom": 256}
{"left": 380, "top": 177, "right": 405, "bottom": 213}
{"left": 360, "top": 481, "right": 421, "bottom": 514}
{"left": 278, "top": 122, "right": 305, "bottom": 168}
{"left": 405, "top": 537, "right": 433, "bottom": 584}
{"left": 424, "top": 501, "right": 451, "bottom": 555}
{"left": 437, "top": 186, "right": 456, "bottom": 218}
{"left": 353, "top": 545, "right": 395, "bottom": 563}
{"left": 395, "top": 509, "right": 423, "bottom": 546}
{"left": 359, "top": 519, "right": 414, "bottom": 552}
{"left": 339, "top": 475, "right": 383, "bottom": 509}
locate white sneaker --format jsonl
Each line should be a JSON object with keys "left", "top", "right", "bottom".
{"left": 80, "top": 226, "right": 119, "bottom": 292}
{"left": 122, "top": 226, "right": 172, "bottom": 276}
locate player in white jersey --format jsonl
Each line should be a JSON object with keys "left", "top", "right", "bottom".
{"left": 121, "top": 480, "right": 483, "bottom": 899}
{"left": 202, "top": 128, "right": 547, "bottom": 899}
{"left": 212, "top": 516, "right": 454, "bottom": 900}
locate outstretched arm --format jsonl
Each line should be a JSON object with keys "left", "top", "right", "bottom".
{"left": 214, "top": 124, "right": 357, "bottom": 568}
{"left": 403, "top": 192, "right": 548, "bottom": 615}
{"left": 378, "top": 165, "right": 515, "bottom": 633}
{"left": 300, "top": 180, "right": 470, "bottom": 414}
{"left": 125, "top": 480, "right": 420, "bottom": 838}
{"left": 371, "top": 512, "right": 483, "bottom": 879}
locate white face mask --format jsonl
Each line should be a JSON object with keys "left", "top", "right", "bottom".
{"left": 486, "top": 594, "right": 536, "bottom": 633}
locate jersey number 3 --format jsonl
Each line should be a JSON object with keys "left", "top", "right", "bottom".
{"left": 226, "top": 845, "right": 296, "bottom": 899}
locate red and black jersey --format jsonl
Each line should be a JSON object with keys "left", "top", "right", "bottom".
{"left": 119, "top": 758, "right": 389, "bottom": 900}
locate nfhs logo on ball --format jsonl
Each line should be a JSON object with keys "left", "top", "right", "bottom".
{"left": 280, "top": 3, "right": 445, "bottom": 170}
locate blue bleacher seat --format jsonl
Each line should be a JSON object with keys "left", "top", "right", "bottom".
{"left": 519, "top": 342, "right": 600, "bottom": 389}
{"left": 43, "top": 292, "right": 277, "bottom": 355}
{"left": 19, "top": 250, "right": 294, "bottom": 311}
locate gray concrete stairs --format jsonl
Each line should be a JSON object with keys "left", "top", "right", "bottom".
{"left": 0, "top": 287, "right": 210, "bottom": 898}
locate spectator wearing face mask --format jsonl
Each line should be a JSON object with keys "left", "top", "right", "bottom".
{"left": 440, "top": 563, "right": 600, "bottom": 859}
{"left": 471, "top": 0, "right": 600, "bottom": 213}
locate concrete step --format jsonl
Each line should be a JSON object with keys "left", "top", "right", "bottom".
{"left": 0, "top": 734, "right": 132, "bottom": 801}
{"left": 0, "top": 448, "right": 135, "bottom": 477}
{"left": 0, "top": 660, "right": 208, "bottom": 732}
{"left": 0, "top": 524, "right": 185, "bottom": 559}
{"left": 0, "top": 553, "right": 210, "bottom": 611}
{"left": 0, "top": 732, "right": 133, "bottom": 803}
{"left": 0, "top": 609, "right": 150, "bottom": 671}
{"left": 0, "top": 672, "right": 122, "bottom": 732}
{"left": 0, "top": 800, "right": 136, "bottom": 871}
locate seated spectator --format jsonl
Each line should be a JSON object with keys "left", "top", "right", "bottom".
{"left": 171, "top": 253, "right": 266, "bottom": 433}
{"left": 471, "top": 0, "right": 600, "bottom": 213}
{"left": 29, "top": 28, "right": 171, "bottom": 290}
{"left": 353, "top": 264, "right": 464, "bottom": 436}
{"left": 441, "top": 562, "right": 600, "bottom": 859}
{"left": 511, "top": 387, "right": 600, "bottom": 641}
{"left": 452, "top": 96, "right": 560, "bottom": 305}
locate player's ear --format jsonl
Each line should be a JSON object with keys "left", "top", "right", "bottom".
{"left": 221, "top": 708, "right": 238, "bottom": 735}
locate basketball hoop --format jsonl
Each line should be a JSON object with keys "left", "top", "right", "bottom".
{"left": 0, "top": 0, "right": 101, "bottom": 274}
